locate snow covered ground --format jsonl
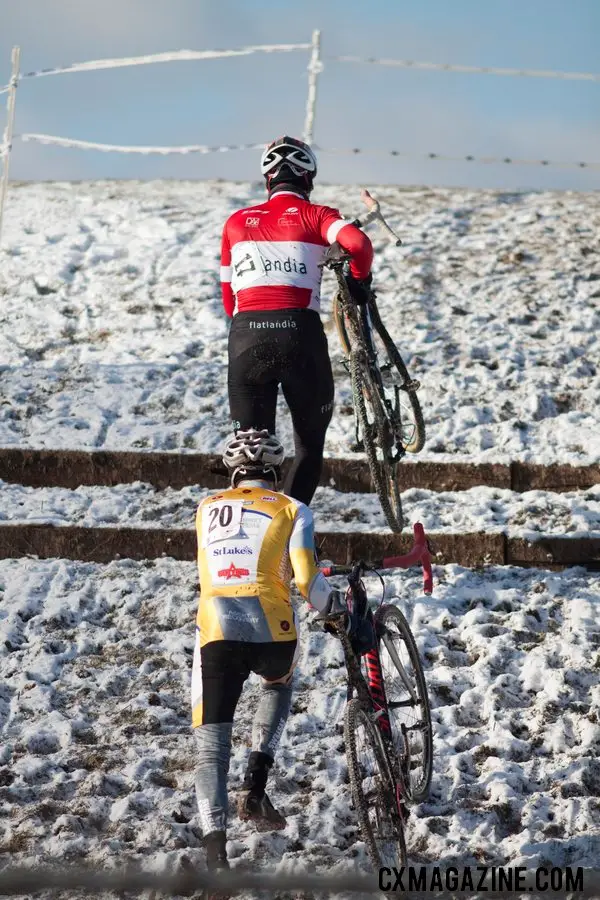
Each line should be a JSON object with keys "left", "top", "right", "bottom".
{"left": 1, "top": 180, "right": 600, "bottom": 894}
{"left": 1, "top": 180, "right": 599, "bottom": 463}
{"left": 1, "top": 480, "right": 599, "bottom": 540}
{"left": 1, "top": 556, "right": 599, "bottom": 894}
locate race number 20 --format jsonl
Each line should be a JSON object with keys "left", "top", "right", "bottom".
{"left": 202, "top": 500, "right": 244, "bottom": 546}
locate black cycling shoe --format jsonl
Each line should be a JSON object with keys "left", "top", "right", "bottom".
{"left": 203, "top": 830, "right": 230, "bottom": 900}
{"left": 237, "top": 789, "right": 287, "bottom": 832}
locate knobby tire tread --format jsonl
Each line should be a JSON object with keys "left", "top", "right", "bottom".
{"left": 368, "top": 301, "right": 426, "bottom": 454}
{"left": 375, "top": 604, "right": 433, "bottom": 802}
{"left": 349, "top": 350, "right": 403, "bottom": 533}
{"left": 344, "top": 698, "right": 407, "bottom": 869}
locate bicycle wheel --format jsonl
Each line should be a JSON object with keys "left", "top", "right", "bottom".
{"left": 349, "top": 350, "right": 404, "bottom": 533}
{"left": 369, "top": 303, "right": 426, "bottom": 454}
{"left": 333, "top": 289, "right": 354, "bottom": 360}
{"left": 334, "top": 292, "right": 426, "bottom": 454}
{"left": 375, "top": 604, "right": 433, "bottom": 802}
{"left": 344, "top": 698, "right": 407, "bottom": 869}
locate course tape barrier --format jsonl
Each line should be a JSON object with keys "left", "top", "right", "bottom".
{"left": 328, "top": 55, "right": 600, "bottom": 81}
{"left": 0, "top": 43, "right": 311, "bottom": 87}
{"left": 3, "top": 49, "right": 599, "bottom": 92}
{"left": 17, "top": 133, "right": 600, "bottom": 169}
{"left": 20, "top": 134, "right": 266, "bottom": 155}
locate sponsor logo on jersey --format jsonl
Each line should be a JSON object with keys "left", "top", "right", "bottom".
{"left": 263, "top": 257, "right": 307, "bottom": 274}
{"left": 260, "top": 496, "right": 277, "bottom": 501}
{"left": 224, "top": 611, "right": 261, "bottom": 624}
{"left": 233, "top": 253, "right": 308, "bottom": 279}
{"left": 280, "top": 620, "right": 291, "bottom": 632}
{"left": 285, "top": 207, "right": 299, "bottom": 213}
{"left": 245, "top": 216, "right": 260, "bottom": 227}
{"left": 249, "top": 320, "right": 297, "bottom": 329}
{"left": 213, "top": 546, "right": 252, "bottom": 556}
{"left": 277, "top": 216, "right": 298, "bottom": 227}
{"left": 218, "top": 562, "right": 250, "bottom": 579}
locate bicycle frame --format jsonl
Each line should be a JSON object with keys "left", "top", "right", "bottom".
{"left": 335, "top": 606, "right": 404, "bottom": 818}
{"left": 324, "top": 250, "right": 411, "bottom": 464}
{"left": 321, "top": 523, "right": 433, "bottom": 808}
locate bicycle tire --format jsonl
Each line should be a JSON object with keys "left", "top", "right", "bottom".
{"left": 368, "top": 301, "right": 426, "bottom": 454}
{"left": 374, "top": 604, "right": 433, "bottom": 802}
{"left": 335, "top": 292, "right": 426, "bottom": 455}
{"left": 333, "top": 290, "right": 352, "bottom": 357}
{"left": 349, "top": 349, "right": 404, "bottom": 533}
{"left": 344, "top": 698, "right": 407, "bottom": 869}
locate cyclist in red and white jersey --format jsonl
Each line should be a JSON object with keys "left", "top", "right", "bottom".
{"left": 221, "top": 136, "right": 373, "bottom": 506}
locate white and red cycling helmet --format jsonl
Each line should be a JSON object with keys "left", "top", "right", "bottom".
{"left": 223, "top": 428, "right": 285, "bottom": 486}
{"left": 260, "top": 135, "right": 317, "bottom": 194}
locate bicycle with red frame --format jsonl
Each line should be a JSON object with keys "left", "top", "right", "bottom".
{"left": 320, "top": 523, "right": 434, "bottom": 868}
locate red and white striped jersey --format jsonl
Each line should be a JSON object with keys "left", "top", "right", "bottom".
{"left": 220, "top": 191, "right": 373, "bottom": 317}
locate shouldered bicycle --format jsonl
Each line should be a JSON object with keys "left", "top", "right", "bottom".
{"left": 321, "top": 191, "right": 426, "bottom": 533}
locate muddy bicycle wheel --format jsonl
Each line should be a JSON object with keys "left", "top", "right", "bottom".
{"left": 367, "top": 300, "right": 426, "bottom": 454}
{"left": 344, "top": 698, "right": 407, "bottom": 869}
{"left": 375, "top": 604, "right": 433, "bottom": 802}
{"left": 334, "top": 292, "right": 426, "bottom": 454}
{"left": 349, "top": 350, "right": 404, "bottom": 533}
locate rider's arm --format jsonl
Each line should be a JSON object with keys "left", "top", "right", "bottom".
{"left": 333, "top": 224, "right": 373, "bottom": 280}
{"left": 220, "top": 223, "right": 235, "bottom": 318}
{"left": 317, "top": 207, "right": 374, "bottom": 280}
{"left": 288, "top": 503, "right": 335, "bottom": 613}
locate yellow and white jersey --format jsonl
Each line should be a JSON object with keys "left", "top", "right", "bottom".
{"left": 194, "top": 484, "right": 332, "bottom": 647}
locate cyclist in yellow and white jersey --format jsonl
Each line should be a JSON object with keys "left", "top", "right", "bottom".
{"left": 192, "top": 429, "right": 347, "bottom": 878}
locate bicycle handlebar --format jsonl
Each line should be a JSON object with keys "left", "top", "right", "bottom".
{"left": 351, "top": 189, "right": 402, "bottom": 247}
{"left": 319, "top": 522, "right": 433, "bottom": 595}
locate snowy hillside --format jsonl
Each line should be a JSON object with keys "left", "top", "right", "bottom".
{"left": 1, "top": 557, "right": 599, "bottom": 891}
{"left": 1, "top": 180, "right": 599, "bottom": 464}
{"left": 1, "top": 181, "right": 599, "bottom": 894}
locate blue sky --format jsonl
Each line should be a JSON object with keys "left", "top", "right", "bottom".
{"left": 1, "top": 0, "right": 599, "bottom": 189}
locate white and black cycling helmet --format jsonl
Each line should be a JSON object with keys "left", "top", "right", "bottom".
{"left": 261, "top": 135, "right": 317, "bottom": 194}
{"left": 223, "top": 429, "right": 285, "bottom": 486}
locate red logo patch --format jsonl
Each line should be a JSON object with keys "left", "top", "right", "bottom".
{"left": 217, "top": 562, "right": 250, "bottom": 579}
{"left": 280, "top": 620, "right": 290, "bottom": 632}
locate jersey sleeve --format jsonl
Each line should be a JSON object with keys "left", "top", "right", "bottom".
{"left": 317, "top": 205, "right": 374, "bottom": 280}
{"left": 288, "top": 502, "right": 334, "bottom": 613}
{"left": 220, "top": 221, "right": 235, "bottom": 317}
{"left": 335, "top": 223, "right": 373, "bottom": 280}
